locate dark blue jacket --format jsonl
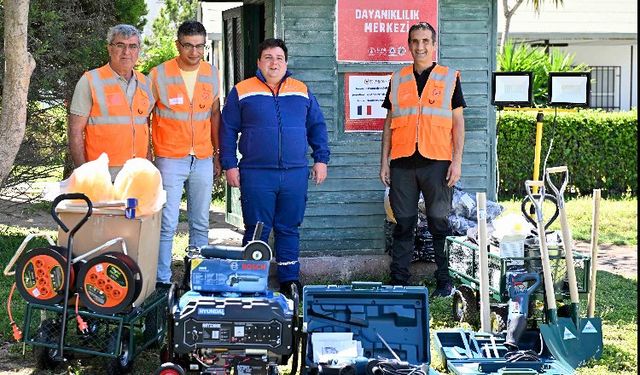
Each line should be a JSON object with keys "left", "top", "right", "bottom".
{"left": 220, "top": 70, "right": 330, "bottom": 170}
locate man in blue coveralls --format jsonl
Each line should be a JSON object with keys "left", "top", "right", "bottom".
{"left": 220, "top": 38, "right": 330, "bottom": 298}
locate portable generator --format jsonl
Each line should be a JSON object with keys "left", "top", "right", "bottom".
{"left": 156, "top": 224, "right": 300, "bottom": 375}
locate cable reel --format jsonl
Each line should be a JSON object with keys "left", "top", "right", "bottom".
{"left": 76, "top": 251, "right": 142, "bottom": 314}
{"left": 14, "top": 246, "right": 76, "bottom": 305}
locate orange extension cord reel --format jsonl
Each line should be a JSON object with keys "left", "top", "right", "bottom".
{"left": 76, "top": 251, "right": 142, "bottom": 314}
{"left": 14, "top": 245, "right": 77, "bottom": 305}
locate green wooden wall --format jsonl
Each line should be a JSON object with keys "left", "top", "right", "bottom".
{"left": 247, "top": 0, "right": 497, "bottom": 255}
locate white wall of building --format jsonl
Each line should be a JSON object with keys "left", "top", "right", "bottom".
{"left": 198, "top": 2, "right": 242, "bottom": 102}
{"left": 498, "top": 0, "right": 637, "bottom": 35}
{"left": 555, "top": 44, "right": 637, "bottom": 110}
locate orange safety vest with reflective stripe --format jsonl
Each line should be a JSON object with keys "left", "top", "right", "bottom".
{"left": 85, "top": 64, "right": 153, "bottom": 167}
{"left": 389, "top": 64, "right": 458, "bottom": 161}
{"left": 150, "top": 57, "right": 220, "bottom": 159}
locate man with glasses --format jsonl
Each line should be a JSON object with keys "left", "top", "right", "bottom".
{"left": 220, "top": 38, "right": 330, "bottom": 299}
{"left": 380, "top": 22, "right": 466, "bottom": 297}
{"left": 68, "top": 24, "right": 154, "bottom": 180}
{"left": 148, "top": 21, "right": 221, "bottom": 288}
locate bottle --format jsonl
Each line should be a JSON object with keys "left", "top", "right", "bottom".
{"left": 125, "top": 198, "right": 138, "bottom": 219}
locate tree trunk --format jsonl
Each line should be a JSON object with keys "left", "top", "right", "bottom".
{"left": 500, "top": 0, "right": 526, "bottom": 55}
{"left": 0, "top": 0, "right": 36, "bottom": 186}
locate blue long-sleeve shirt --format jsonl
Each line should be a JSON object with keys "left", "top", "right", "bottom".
{"left": 220, "top": 70, "right": 330, "bottom": 170}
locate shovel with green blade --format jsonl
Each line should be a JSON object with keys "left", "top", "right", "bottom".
{"left": 524, "top": 180, "right": 580, "bottom": 371}
{"left": 545, "top": 166, "right": 604, "bottom": 366}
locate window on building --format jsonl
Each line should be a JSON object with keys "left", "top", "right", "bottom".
{"left": 589, "top": 66, "right": 621, "bottom": 111}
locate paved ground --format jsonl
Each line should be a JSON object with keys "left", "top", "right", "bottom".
{"left": 575, "top": 241, "right": 637, "bottom": 279}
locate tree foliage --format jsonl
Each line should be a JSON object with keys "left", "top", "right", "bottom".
{"left": 497, "top": 40, "right": 589, "bottom": 106}
{"left": 115, "top": 0, "right": 148, "bottom": 31}
{"left": 138, "top": 0, "right": 198, "bottom": 75}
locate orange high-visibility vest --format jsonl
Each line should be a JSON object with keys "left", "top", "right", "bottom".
{"left": 85, "top": 64, "right": 153, "bottom": 166}
{"left": 389, "top": 64, "right": 459, "bottom": 161}
{"left": 150, "top": 57, "right": 220, "bottom": 158}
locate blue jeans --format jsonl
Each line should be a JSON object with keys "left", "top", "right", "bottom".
{"left": 239, "top": 167, "right": 309, "bottom": 283}
{"left": 155, "top": 156, "right": 214, "bottom": 283}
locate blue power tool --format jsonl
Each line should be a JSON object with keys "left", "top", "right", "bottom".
{"left": 504, "top": 271, "right": 541, "bottom": 351}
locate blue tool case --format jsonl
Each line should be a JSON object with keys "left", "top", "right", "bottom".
{"left": 302, "top": 282, "right": 439, "bottom": 375}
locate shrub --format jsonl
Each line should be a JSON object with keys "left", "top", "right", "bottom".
{"left": 497, "top": 109, "right": 637, "bottom": 198}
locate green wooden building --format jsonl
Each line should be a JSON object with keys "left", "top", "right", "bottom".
{"left": 214, "top": 0, "right": 498, "bottom": 256}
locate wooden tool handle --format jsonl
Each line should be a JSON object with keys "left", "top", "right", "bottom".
{"left": 587, "top": 189, "right": 601, "bottom": 317}
{"left": 476, "top": 192, "right": 491, "bottom": 333}
{"left": 525, "top": 180, "right": 558, "bottom": 312}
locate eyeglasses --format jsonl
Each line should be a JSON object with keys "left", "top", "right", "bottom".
{"left": 109, "top": 42, "right": 140, "bottom": 51}
{"left": 178, "top": 40, "right": 208, "bottom": 51}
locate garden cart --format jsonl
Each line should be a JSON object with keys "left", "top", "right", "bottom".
{"left": 445, "top": 192, "right": 592, "bottom": 332}
{"left": 4, "top": 193, "right": 168, "bottom": 374}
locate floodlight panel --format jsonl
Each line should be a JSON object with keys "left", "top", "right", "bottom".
{"left": 491, "top": 72, "right": 533, "bottom": 107}
{"left": 495, "top": 75, "right": 530, "bottom": 102}
{"left": 549, "top": 73, "right": 590, "bottom": 106}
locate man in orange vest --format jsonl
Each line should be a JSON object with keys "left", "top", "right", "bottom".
{"left": 149, "top": 21, "right": 221, "bottom": 287}
{"left": 68, "top": 24, "right": 154, "bottom": 179}
{"left": 380, "top": 22, "right": 466, "bottom": 297}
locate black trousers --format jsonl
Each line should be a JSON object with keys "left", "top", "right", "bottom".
{"left": 389, "top": 160, "right": 453, "bottom": 284}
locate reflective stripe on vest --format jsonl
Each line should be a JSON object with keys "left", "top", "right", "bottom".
{"left": 85, "top": 64, "right": 153, "bottom": 167}
{"left": 151, "top": 57, "right": 220, "bottom": 158}
{"left": 389, "top": 64, "right": 458, "bottom": 161}
{"left": 235, "top": 76, "right": 309, "bottom": 100}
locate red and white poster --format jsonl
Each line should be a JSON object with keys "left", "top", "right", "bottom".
{"left": 336, "top": 0, "right": 438, "bottom": 63}
{"left": 344, "top": 73, "right": 392, "bottom": 132}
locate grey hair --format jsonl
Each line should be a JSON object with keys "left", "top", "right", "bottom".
{"left": 106, "top": 24, "right": 141, "bottom": 44}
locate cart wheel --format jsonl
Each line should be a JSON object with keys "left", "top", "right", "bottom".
{"left": 34, "top": 319, "right": 62, "bottom": 370}
{"left": 490, "top": 305, "right": 508, "bottom": 333}
{"left": 452, "top": 285, "right": 479, "bottom": 326}
{"left": 106, "top": 329, "right": 134, "bottom": 375}
{"left": 154, "top": 362, "right": 185, "bottom": 375}
{"left": 144, "top": 304, "right": 167, "bottom": 349}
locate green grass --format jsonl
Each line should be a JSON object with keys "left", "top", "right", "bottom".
{"left": 499, "top": 196, "right": 637, "bottom": 245}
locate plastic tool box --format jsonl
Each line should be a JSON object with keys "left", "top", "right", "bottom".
{"left": 302, "top": 282, "right": 440, "bottom": 375}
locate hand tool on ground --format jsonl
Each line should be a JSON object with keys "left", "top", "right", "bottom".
{"left": 504, "top": 271, "right": 540, "bottom": 350}
{"left": 520, "top": 193, "right": 559, "bottom": 235}
{"left": 546, "top": 167, "right": 603, "bottom": 365}
{"left": 525, "top": 180, "right": 573, "bottom": 369}
{"left": 476, "top": 192, "right": 491, "bottom": 333}
{"left": 587, "top": 189, "right": 601, "bottom": 318}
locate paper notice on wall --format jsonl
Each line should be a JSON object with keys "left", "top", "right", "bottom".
{"left": 348, "top": 75, "right": 391, "bottom": 120}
